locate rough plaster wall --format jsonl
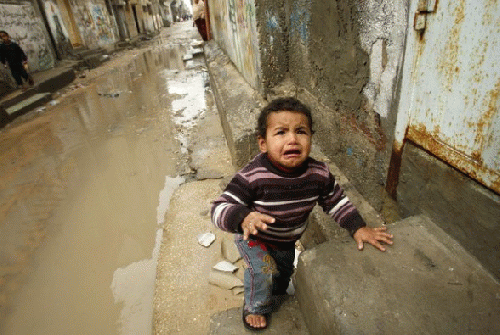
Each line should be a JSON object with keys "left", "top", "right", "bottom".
{"left": 286, "top": 0, "right": 408, "bottom": 209}
{"left": 0, "top": 2, "right": 55, "bottom": 72}
{"left": 357, "top": 0, "right": 408, "bottom": 119}
{"left": 398, "top": 143, "right": 500, "bottom": 280}
{"left": 256, "top": 0, "right": 288, "bottom": 93}
{"left": 70, "top": 0, "right": 118, "bottom": 49}
{"left": 208, "top": 0, "right": 261, "bottom": 91}
{"left": 288, "top": 0, "right": 376, "bottom": 206}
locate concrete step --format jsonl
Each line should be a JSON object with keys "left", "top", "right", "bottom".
{"left": 295, "top": 215, "right": 500, "bottom": 334}
{"left": 209, "top": 297, "right": 310, "bottom": 334}
{"left": 0, "top": 66, "right": 75, "bottom": 127}
{"left": 70, "top": 47, "right": 105, "bottom": 60}
{"left": 35, "top": 67, "right": 76, "bottom": 94}
{"left": 4, "top": 92, "right": 52, "bottom": 117}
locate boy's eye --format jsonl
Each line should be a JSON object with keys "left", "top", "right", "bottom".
{"left": 276, "top": 130, "right": 285, "bottom": 135}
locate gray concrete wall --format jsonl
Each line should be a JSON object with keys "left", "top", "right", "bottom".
{"left": 0, "top": 0, "right": 57, "bottom": 96}
{"left": 256, "top": 0, "right": 288, "bottom": 93}
{"left": 287, "top": 0, "right": 408, "bottom": 210}
{"left": 0, "top": 1, "right": 56, "bottom": 72}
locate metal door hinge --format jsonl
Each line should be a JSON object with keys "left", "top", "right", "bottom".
{"left": 414, "top": 0, "right": 438, "bottom": 31}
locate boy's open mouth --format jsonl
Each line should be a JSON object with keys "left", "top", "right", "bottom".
{"left": 284, "top": 149, "right": 301, "bottom": 157}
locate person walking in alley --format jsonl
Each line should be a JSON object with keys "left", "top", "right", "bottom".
{"left": 0, "top": 31, "right": 34, "bottom": 90}
{"left": 192, "top": 0, "right": 208, "bottom": 41}
{"left": 211, "top": 97, "right": 393, "bottom": 331}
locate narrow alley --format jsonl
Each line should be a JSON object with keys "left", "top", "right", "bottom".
{"left": 0, "top": 22, "right": 221, "bottom": 334}
{"left": 2, "top": 1, "right": 500, "bottom": 334}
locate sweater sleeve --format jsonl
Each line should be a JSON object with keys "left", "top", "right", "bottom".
{"left": 318, "top": 169, "right": 366, "bottom": 236}
{"left": 211, "top": 173, "right": 253, "bottom": 234}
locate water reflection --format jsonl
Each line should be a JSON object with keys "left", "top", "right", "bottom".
{"left": 0, "top": 35, "right": 207, "bottom": 334}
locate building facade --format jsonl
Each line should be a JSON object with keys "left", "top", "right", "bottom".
{"left": 0, "top": 0, "right": 164, "bottom": 95}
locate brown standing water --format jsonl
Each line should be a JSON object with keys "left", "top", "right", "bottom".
{"left": 0, "top": 24, "right": 206, "bottom": 334}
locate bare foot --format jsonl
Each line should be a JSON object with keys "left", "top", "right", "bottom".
{"left": 245, "top": 313, "right": 267, "bottom": 329}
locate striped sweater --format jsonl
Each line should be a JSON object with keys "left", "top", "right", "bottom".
{"left": 211, "top": 153, "right": 366, "bottom": 247}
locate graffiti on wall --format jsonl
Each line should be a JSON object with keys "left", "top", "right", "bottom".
{"left": 217, "top": 0, "right": 260, "bottom": 90}
{"left": 73, "top": 3, "right": 116, "bottom": 48}
{"left": 290, "top": 1, "right": 310, "bottom": 44}
{"left": 0, "top": 4, "right": 54, "bottom": 71}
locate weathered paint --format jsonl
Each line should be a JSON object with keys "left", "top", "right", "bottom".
{"left": 71, "top": 1, "right": 118, "bottom": 49}
{"left": 290, "top": 1, "right": 310, "bottom": 44}
{"left": 208, "top": 0, "right": 261, "bottom": 91}
{"left": 0, "top": 3, "right": 55, "bottom": 71}
{"left": 395, "top": 0, "right": 500, "bottom": 193}
{"left": 356, "top": 0, "right": 408, "bottom": 119}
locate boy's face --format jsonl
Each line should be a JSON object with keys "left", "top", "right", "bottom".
{"left": 258, "top": 111, "right": 312, "bottom": 173}
{"left": 0, "top": 33, "right": 10, "bottom": 43}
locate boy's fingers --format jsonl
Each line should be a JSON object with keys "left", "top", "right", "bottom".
{"left": 369, "top": 239, "right": 386, "bottom": 252}
{"left": 379, "top": 235, "right": 394, "bottom": 244}
{"left": 257, "top": 213, "right": 275, "bottom": 224}
{"left": 255, "top": 222, "right": 268, "bottom": 231}
{"left": 357, "top": 240, "right": 364, "bottom": 251}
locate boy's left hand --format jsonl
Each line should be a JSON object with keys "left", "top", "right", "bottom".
{"left": 353, "top": 226, "right": 393, "bottom": 252}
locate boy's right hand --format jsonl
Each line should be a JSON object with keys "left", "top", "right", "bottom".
{"left": 242, "top": 212, "right": 275, "bottom": 240}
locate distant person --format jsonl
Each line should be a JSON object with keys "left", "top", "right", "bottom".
{"left": 211, "top": 97, "right": 393, "bottom": 331}
{"left": 192, "top": 0, "right": 208, "bottom": 41}
{"left": 0, "top": 30, "right": 34, "bottom": 90}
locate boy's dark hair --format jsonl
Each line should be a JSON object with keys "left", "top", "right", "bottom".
{"left": 0, "top": 31, "right": 7, "bottom": 35}
{"left": 256, "top": 97, "right": 314, "bottom": 138}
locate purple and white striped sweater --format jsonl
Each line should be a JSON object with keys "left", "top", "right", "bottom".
{"left": 211, "top": 153, "right": 366, "bottom": 247}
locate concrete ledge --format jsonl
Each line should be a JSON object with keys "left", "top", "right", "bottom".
{"left": 296, "top": 215, "right": 500, "bottom": 334}
{"left": 5, "top": 93, "right": 52, "bottom": 117}
{"left": 204, "top": 41, "right": 265, "bottom": 169}
{"left": 35, "top": 67, "right": 76, "bottom": 94}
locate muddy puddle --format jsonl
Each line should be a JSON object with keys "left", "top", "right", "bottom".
{"left": 0, "top": 38, "right": 207, "bottom": 334}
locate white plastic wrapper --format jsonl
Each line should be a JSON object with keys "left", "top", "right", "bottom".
{"left": 197, "top": 232, "right": 215, "bottom": 247}
{"left": 213, "top": 261, "right": 238, "bottom": 273}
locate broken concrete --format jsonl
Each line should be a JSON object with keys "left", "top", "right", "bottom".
{"left": 208, "top": 269, "right": 243, "bottom": 290}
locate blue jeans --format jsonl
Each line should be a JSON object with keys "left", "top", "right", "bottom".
{"left": 235, "top": 235, "right": 295, "bottom": 314}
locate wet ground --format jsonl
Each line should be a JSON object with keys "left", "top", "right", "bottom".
{"left": 0, "top": 22, "right": 210, "bottom": 334}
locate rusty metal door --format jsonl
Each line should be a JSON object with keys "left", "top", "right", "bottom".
{"left": 394, "top": 0, "right": 500, "bottom": 193}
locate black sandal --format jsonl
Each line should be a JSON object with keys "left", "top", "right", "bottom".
{"left": 242, "top": 309, "right": 269, "bottom": 331}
